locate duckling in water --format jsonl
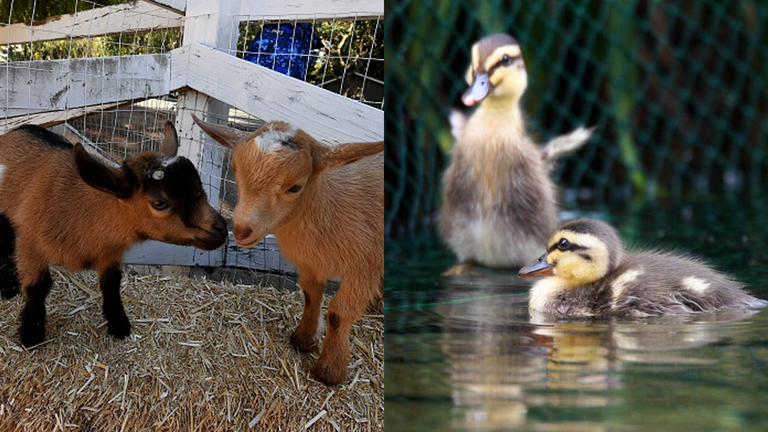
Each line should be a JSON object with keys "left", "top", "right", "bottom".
{"left": 519, "top": 218, "right": 766, "bottom": 317}
{"left": 439, "top": 34, "right": 593, "bottom": 273}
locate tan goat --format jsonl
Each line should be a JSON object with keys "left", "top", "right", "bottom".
{"left": 192, "top": 115, "right": 383, "bottom": 384}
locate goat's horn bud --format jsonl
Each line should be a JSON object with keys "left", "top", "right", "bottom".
{"left": 150, "top": 169, "right": 165, "bottom": 180}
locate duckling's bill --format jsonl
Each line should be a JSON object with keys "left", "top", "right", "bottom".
{"left": 519, "top": 253, "right": 554, "bottom": 277}
{"left": 462, "top": 73, "right": 490, "bottom": 106}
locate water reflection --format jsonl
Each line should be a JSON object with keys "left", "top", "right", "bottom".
{"left": 435, "top": 274, "right": 758, "bottom": 431}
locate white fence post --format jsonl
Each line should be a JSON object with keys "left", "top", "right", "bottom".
{"left": 175, "top": 0, "right": 241, "bottom": 266}
{"left": 126, "top": 0, "right": 242, "bottom": 268}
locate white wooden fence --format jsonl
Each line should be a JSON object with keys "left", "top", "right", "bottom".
{"left": 0, "top": 0, "right": 384, "bottom": 274}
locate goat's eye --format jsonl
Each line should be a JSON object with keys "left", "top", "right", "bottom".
{"left": 557, "top": 238, "right": 571, "bottom": 251}
{"left": 151, "top": 199, "right": 169, "bottom": 210}
{"left": 287, "top": 184, "right": 302, "bottom": 194}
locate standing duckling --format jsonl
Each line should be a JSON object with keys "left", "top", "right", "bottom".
{"left": 439, "top": 34, "right": 593, "bottom": 273}
{"left": 519, "top": 218, "right": 766, "bottom": 317}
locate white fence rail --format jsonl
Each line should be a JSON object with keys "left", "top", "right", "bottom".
{"left": 0, "top": 54, "right": 170, "bottom": 117}
{"left": 0, "top": 0, "right": 384, "bottom": 273}
{"left": 172, "top": 43, "right": 383, "bottom": 143}
{"left": 0, "top": 2, "right": 182, "bottom": 45}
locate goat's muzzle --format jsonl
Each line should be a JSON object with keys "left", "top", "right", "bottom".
{"left": 193, "top": 213, "right": 228, "bottom": 250}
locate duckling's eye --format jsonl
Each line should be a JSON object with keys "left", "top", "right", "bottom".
{"left": 557, "top": 238, "right": 571, "bottom": 251}
{"left": 501, "top": 54, "right": 512, "bottom": 65}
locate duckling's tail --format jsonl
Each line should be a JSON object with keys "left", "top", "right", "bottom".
{"left": 541, "top": 126, "right": 596, "bottom": 163}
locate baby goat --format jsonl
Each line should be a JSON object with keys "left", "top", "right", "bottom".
{"left": 192, "top": 115, "right": 383, "bottom": 385}
{"left": 0, "top": 122, "right": 227, "bottom": 347}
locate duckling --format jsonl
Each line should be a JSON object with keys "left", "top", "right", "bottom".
{"left": 439, "top": 34, "right": 593, "bottom": 273}
{"left": 519, "top": 218, "right": 766, "bottom": 318}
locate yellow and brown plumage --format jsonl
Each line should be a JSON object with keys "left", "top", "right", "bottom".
{"left": 519, "top": 218, "right": 766, "bottom": 317}
{"left": 439, "top": 34, "right": 592, "bottom": 270}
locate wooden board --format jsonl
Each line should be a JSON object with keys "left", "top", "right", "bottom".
{"left": 49, "top": 123, "right": 120, "bottom": 167}
{"left": 124, "top": 234, "right": 295, "bottom": 274}
{"left": 0, "top": 2, "right": 182, "bottom": 45}
{"left": 237, "top": 0, "right": 383, "bottom": 21}
{"left": 171, "top": 43, "right": 384, "bottom": 143}
{"left": 0, "top": 101, "right": 127, "bottom": 133}
{"left": 224, "top": 235, "right": 297, "bottom": 274}
{"left": 143, "top": 0, "right": 187, "bottom": 15}
{"left": 124, "top": 241, "right": 207, "bottom": 267}
{"left": 0, "top": 54, "right": 171, "bottom": 118}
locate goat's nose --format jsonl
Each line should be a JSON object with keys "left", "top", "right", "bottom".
{"left": 233, "top": 223, "right": 253, "bottom": 241}
{"left": 212, "top": 216, "right": 227, "bottom": 236}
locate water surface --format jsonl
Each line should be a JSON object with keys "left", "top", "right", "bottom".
{"left": 385, "top": 202, "right": 768, "bottom": 431}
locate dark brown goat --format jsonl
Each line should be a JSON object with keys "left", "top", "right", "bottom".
{"left": 0, "top": 122, "right": 227, "bottom": 347}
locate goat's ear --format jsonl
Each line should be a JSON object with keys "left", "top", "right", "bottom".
{"left": 159, "top": 120, "right": 179, "bottom": 157}
{"left": 191, "top": 114, "right": 246, "bottom": 149}
{"left": 73, "top": 143, "right": 134, "bottom": 199}
{"left": 314, "top": 141, "right": 384, "bottom": 174}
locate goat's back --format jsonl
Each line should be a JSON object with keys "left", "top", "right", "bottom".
{"left": 0, "top": 126, "right": 80, "bottom": 217}
{"left": 326, "top": 152, "right": 383, "bottom": 222}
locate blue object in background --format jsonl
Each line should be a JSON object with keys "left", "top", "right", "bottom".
{"left": 244, "top": 23, "right": 322, "bottom": 80}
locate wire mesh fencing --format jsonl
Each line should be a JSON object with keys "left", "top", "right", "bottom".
{"left": 231, "top": 15, "right": 384, "bottom": 109}
{"left": 385, "top": 0, "right": 768, "bottom": 237}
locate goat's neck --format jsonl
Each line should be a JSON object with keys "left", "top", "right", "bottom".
{"left": 87, "top": 188, "right": 142, "bottom": 249}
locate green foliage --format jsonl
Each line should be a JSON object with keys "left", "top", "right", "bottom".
{"left": 1, "top": 0, "right": 131, "bottom": 25}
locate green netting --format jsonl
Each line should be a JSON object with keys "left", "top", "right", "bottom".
{"left": 384, "top": 0, "right": 768, "bottom": 237}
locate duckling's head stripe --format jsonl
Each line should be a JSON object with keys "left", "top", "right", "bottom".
{"left": 472, "top": 33, "right": 519, "bottom": 74}
{"left": 484, "top": 46, "right": 522, "bottom": 75}
{"left": 556, "top": 219, "right": 623, "bottom": 271}
{"left": 547, "top": 242, "right": 588, "bottom": 254}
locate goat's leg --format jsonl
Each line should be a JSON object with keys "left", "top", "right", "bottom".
{"left": 16, "top": 236, "right": 52, "bottom": 347}
{"left": 98, "top": 264, "right": 131, "bottom": 339}
{"left": 18, "top": 268, "right": 52, "bottom": 348}
{"left": 0, "top": 214, "right": 20, "bottom": 299}
{"left": 313, "top": 275, "right": 378, "bottom": 385}
{"left": 290, "top": 273, "right": 326, "bottom": 352}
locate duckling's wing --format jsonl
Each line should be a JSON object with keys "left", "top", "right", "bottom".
{"left": 449, "top": 110, "right": 468, "bottom": 140}
{"left": 541, "top": 126, "right": 595, "bottom": 163}
{"left": 613, "top": 251, "right": 765, "bottom": 317}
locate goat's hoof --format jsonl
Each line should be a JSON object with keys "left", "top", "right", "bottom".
{"left": 312, "top": 360, "right": 347, "bottom": 385}
{"left": 1, "top": 285, "right": 19, "bottom": 300}
{"left": 290, "top": 330, "right": 319, "bottom": 353}
{"left": 20, "top": 323, "right": 45, "bottom": 348}
{"left": 108, "top": 317, "right": 131, "bottom": 339}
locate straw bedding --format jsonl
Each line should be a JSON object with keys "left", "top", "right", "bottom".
{"left": 0, "top": 270, "right": 383, "bottom": 431}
